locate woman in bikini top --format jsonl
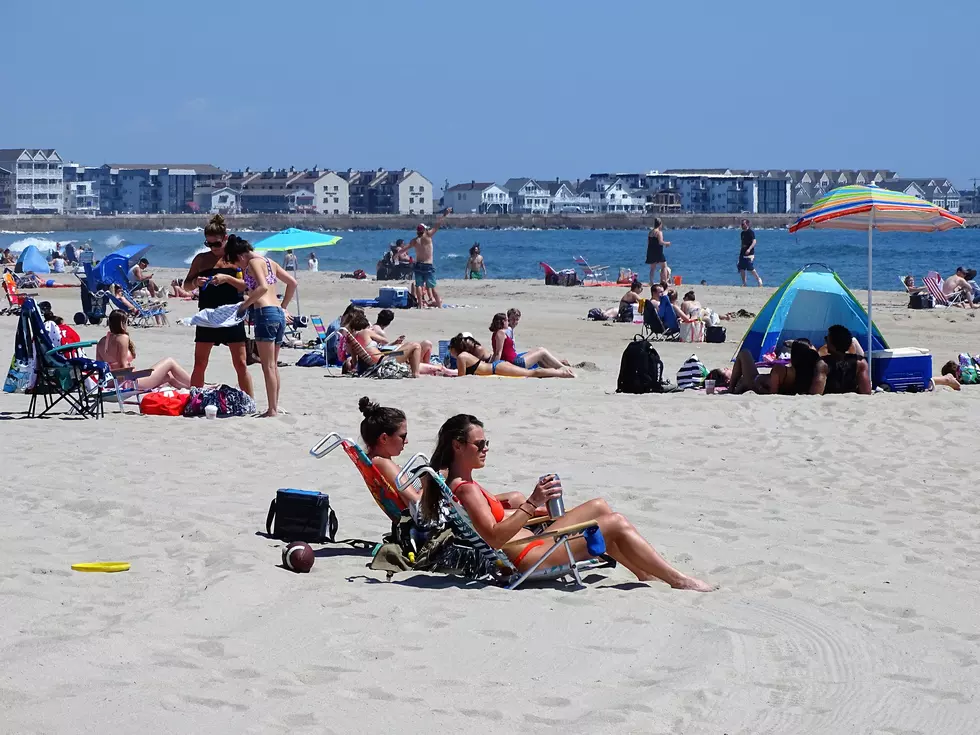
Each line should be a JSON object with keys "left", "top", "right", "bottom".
{"left": 449, "top": 334, "right": 574, "bottom": 379}
{"left": 417, "top": 414, "right": 713, "bottom": 591}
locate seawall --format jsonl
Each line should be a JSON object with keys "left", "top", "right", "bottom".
{"left": 2, "top": 212, "right": 978, "bottom": 233}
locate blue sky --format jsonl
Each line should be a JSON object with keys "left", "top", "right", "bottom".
{"left": 3, "top": 0, "right": 977, "bottom": 191}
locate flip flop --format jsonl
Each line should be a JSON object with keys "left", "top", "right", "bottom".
{"left": 71, "top": 562, "right": 130, "bottom": 573}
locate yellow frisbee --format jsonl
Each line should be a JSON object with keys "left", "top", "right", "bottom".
{"left": 71, "top": 562, "right": 131, "bottom": 573}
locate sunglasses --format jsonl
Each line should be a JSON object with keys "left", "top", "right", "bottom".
{"left": 469, "top": 439, "right": 490, "bottom": 452}
{"left": 205, "top": 241, "right": 223, "bottom": 249}
{"left": 395, "top": 432, "right": 408, "bottom": 442}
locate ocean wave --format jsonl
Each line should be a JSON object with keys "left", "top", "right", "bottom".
{"left": 7, "top": 236, "right": 61, "bottom": 253}
{"left": 444, "top": 253, "right": 462, "bottom": 259}
{"left": 150, "top": 227, "right": 204, "bottom": 233}
{"left": 103, "top": 234, "right": 126, "bottom": 248}
{"left": 184, "top": 246, "right": 209, "bottom": 264}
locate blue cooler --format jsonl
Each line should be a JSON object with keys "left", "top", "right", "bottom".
{"left": 378, "top": 287, "right": 410, "bottom": 308}
{"left": 871, "top": 348, "right": 931, "bottom": 392}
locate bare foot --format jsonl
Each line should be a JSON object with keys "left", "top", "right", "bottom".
{"left": 560, "top": 359, "right": 571, "bottom": 366}
{"left": 257, "top": 409, "right": 277, "bottom": 418}
{"left": 559, "top": 367, "right": 576, "bottom": 378}
{"left": 671, "top": 576, "right": 716, "bottom": 592}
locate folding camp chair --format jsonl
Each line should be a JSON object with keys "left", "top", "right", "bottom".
{"left": 924, "top": 271, "right": 966, "bottom": 308}
{"left": 573, "top": 255, "right": 610, "bottom": 283}
{"left": 104, "top": 288, "right": 169, "bottom": 327}
{"left": 2, "top": 272, "right": 37, "bottom": 315}
{"left": 393, "top": 454, "right": 608, "bottom": 590}
{"left": 14, "top": 299, "right": 111, "bottom": 419}
{"left": 641, "top": 295, "right": 680, "bottom": 341}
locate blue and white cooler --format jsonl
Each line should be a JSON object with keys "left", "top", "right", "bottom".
{"left": 871, "top": 348, "right": 932, "bottom": 392}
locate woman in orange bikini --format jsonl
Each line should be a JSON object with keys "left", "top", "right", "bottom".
{"left": 418, "top": 414, "right": 714, "bottom": 591}
{"left": 358, "top": 396, "right": 527, "bottom": 516}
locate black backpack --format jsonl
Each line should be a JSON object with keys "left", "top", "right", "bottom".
{"left": 616, "top": 336, "right": 664, "bottom": 394}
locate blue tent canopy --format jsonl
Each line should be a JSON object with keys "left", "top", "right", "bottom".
{"left": 87, "top": 243, "right": 152, "bottom": 290}
{"left": 15, "top": 245, "right": 51, "bottom": 274}
{"left": 735, "top": 264, "right": 888, "bottom": 361}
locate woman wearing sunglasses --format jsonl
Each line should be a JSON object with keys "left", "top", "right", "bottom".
{"left": 359, "top": 397, "right": 527, "bottom": 520}
{"left": 182, "top": 214, "right": 252, "bottom": 396}
{"left": 419, "top": 414, "right": 714, "bottom": 591}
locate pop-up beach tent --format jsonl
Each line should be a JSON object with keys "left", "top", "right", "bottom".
{"left": 14, "top": 245, "right": 51, "bottom": 274}
{"left": 735, "top": 264, "right": 888, "bottom": 362}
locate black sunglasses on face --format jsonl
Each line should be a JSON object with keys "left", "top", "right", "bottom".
{"left": 205, "top": 241, "right": 222, "bottom": 248}
{"left": 469, "top": 439, "right": 490, "bottom": 452}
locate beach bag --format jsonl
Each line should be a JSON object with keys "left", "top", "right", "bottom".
{"left": 140, "top": 390, "right": 190, "bottom": 416}
{"left": 266, "top": 489, "right": 338, "bottom": 543}
{"left": 705, "top": 325, "right": 727, "bottom": 343}
{"left": 616, "top": 336, "right": 664, "bottom": 394}
{"left": 183, "top": 384, "right": 256, "bottom": 417}
{"left": 587, "top": 308, "right": 607, "bottom": 321}
{"left": 616, "top": 301, "right": 634, "bottom": 323}
{"left": 676, "top": 354, "right": 708, "bottom": 390}
{"left": 908, "top": 292, "right": 934, "bottom": 309}
{"left": 296, "top": 351, "right": 327, "bottom": 367}
{"left": 245, "top": 337, "right": 261, "bottom": 365}
{"left": 373, "top": 360, "right": 411, "bottom": 380}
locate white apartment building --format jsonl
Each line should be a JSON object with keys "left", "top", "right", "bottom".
{"left": 0, "top": 149, "right": 64, "bottom": 214}
{"left": 311, "top": 170, "right": 350, "bottom": 215}
{"left": 444, "top": 181, "right": 511, "bottom": 213}
{"left": 395, "top": 170, "right": 433, "bottom": 216}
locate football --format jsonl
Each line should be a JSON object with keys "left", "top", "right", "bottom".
{"left": 282, "top": 541, "right": 315, "bottom": 573}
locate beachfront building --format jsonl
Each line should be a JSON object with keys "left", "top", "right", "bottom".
{"left": 444, "top": 182, "right": 511, "bottom": 213}
{"left": 542, "top": 180, "right": 591, "bottom": 212}
{"left": 81, "top": 163, "right": 223, "bottom": 214}
{"left": 0, "top": 149, "right": 65, "bottom": 214}
{"left": 503, "top": 178, "right": 554, "bottom": 213}
{"left": 575, "top": 176, "right": 647, "bottom": 213}
{"left": 651, "top": 170, "right": 757, "bottom": 213}
{"left": 210, "top": 187, "right": 240, "bottom": 214}
{"left": 64, "top": 180, "right": 100, "bottom": 215}
{"left": 311, "top": 170, "right": 349, "bottom": 215}
{"left": 341, "top": 169, "right": 432, "bottom": 215}
{"left": 879, "top": 178, "right": 960, "bottom": 213}
{"left": 0, "top": 167, "right": 12, "bottom": 214}
{"left": 754, "top": 170, "right": 898, "bottom": 211}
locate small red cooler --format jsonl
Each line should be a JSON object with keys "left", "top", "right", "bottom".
{"left": 871, "top": 348, "right": 932, "bottom": 392}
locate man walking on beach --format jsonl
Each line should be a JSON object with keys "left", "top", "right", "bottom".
{"left": 738, "top": 219, "right": 763, "bottom": 287}
{"left": 396, "top": 207, "right": 452, "bottom": 308}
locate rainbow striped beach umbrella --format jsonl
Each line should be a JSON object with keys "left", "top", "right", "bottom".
{"left": 789, "top": 184, "right": 964, "bottom": 356}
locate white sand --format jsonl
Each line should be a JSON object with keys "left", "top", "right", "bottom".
{"left": 2, "top": 270, "right": 980, "bottom": 734}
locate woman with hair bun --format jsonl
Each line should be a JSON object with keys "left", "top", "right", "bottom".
{"left": 182, "top": 214, "right": 252, "bottom": 395}
{"left": 357, "top": 396, "right": 527, "bottom": 516}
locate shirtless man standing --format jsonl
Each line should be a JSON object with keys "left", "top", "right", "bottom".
{"left": 396, "top": 208, "right": 451, "bottom": 308}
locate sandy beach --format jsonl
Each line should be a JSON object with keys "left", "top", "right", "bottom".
{"left": 2, "top": 269, "right": 980, "bottom": 734}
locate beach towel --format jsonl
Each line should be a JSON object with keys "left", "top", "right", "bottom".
{"left": 177, "top": 304, "right": 245, "bottom": 329}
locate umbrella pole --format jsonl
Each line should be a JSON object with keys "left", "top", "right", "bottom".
{"left": 867, "top": 210, "right": 874, "bottom": 361}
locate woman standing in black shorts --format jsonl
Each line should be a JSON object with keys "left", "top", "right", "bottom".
{"left": 182, "top": 214, "right": 253, "bottom": 395}
{"left": 646, "top": 217, "right": 671, "bottom": 285}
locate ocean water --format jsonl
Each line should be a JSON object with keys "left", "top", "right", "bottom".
{"left": 2, "top": 226, "right": 977, "bottom": 291}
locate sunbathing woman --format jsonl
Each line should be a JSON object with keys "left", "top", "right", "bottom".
{"left": 358, "top": 396, "right": 526, "bottom": 515}
{"left": 418, "top": 414, "right": 713, "bottom": 591}
{"left": 348, "top": 312, "right": 454, "bottom": 377}
{"left": 450, "top": 333, "right": 574, "bottom": 378}
{"left": 719, "top": 339, "right": 819, "bottom": 395}
{"left": 95, "top": 310, "right": 192, "bottom": 390}
{"left": 488, "top": 313, "right": 568, "bottom": 369}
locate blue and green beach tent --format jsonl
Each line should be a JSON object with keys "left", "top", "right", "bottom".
{"left": 735, "top": 264, "right": 888, "bottom": 361}
{"left": 15, "top": 245, "right": 50, "bottom": 274}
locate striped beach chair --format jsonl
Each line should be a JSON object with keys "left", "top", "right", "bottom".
{"left": 394, "top": 453, "right": 609, "bottom": 590}
{"left": 923, "top": 271, "right": 966, "bottom": 308}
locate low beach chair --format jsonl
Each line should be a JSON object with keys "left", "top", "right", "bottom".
{"left": 310, "top": 432, "right": 410, "bottom": 525}
{"left": 104, "top": 288, "right": 169, "bottom": 328}
{"left": 923, "top": 271, "right": 966, "bottom": 308}
{"left": 573, "top": 255, "right": 610, "bottom": 283}
{"left": 337, "top": 327, "right": 404, "bottom": 377}
{"left": 394, "top": 454, "right": 607, "bottom": 590}
{"left": 641, "top": 295, "right": 680, "bottom": 341}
